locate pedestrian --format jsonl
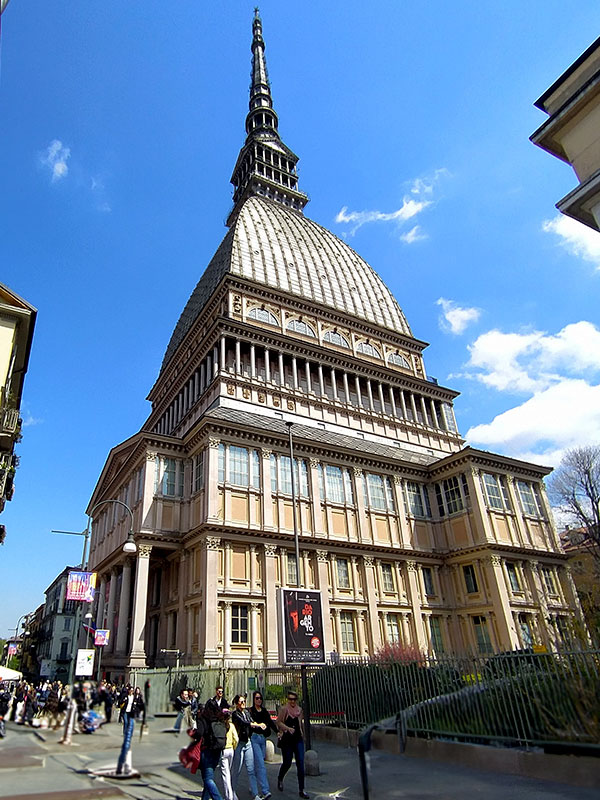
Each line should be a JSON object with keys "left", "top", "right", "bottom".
{"left": 276, "top": 691, "right": 309, "bottom": 799}
{"left": 104, "top": 684, "right": 116, "bottom": 723}
{"left": 21, "top": 686, "right": 38, "bottom": 726}
{"left": 173, "top": 688, "right": 191, "bottom": 734}
{"left": 231, "top": 694, "right": 264, "bottom": 800}
{"left": 42, "top": 682, "right": 61, "bottom": 730}
{"left": 116, "top": 685, "right": 146, "bottom": 775}
{"left": 198, "top": 700, "right": 227, "bottom": 800}
{"left": 212, "top": 685, "right": 230, "bottom": 710}
{"left": 249, "top": 691, "right": 277, "bottom": 800}
{"left": 219, "top": 707, "right": 238, "bottom": 800}
{"left": 0, "top": 683, "right": 12, "bottom": 738}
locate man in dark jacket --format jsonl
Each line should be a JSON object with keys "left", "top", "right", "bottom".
{"left": 173, "top": 688, "right": 191, "bottom": 734}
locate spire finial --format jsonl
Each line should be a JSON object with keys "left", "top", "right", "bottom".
{"left": 226, "top": 11, "right": 309, "bottom": 226}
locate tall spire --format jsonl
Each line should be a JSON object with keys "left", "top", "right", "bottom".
{"left": 226, "top": 9, "right": 308, "bottom": 227}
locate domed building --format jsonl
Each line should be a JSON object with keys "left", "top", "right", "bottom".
{"left": 87, "top": 12, "right": 581, "bottom": 676}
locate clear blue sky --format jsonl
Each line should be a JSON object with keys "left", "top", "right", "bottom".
{"left": 1, "top": 1, "right": 599, "bottom": 638}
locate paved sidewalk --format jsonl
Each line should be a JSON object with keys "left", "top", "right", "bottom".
{"left": 0, "top": 719, "right": 597, "bottom": 800}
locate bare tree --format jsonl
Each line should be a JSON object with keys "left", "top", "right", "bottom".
{"left": 549, "top": 445, "right": 600, "bottom": 561}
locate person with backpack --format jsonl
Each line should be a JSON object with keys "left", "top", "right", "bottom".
{"left": 249, "top": 691, "right": 277, "bottom": 800}
{"left": 231, "top": 694, "right": 266, "bottom": 800}
{"left": 219, "top": 708, "right": 238, "bottom": 800}
{"left": 198, "top": 700, "right": 226, "bottom": 800}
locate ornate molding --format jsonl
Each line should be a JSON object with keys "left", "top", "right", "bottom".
{"left": 353, "top": 467, "right": 363, "bottom": 478}
{"left": 146, "top": 451, "right": 158, "bottom": 462}
{"left": 309, "top": 458, "right": 320, "bottom": 469}
{"left": 261, "top": 448, "right": 272, "bottom": 460}
{"left": 264, "top": 544, "right": 278, "bottom": 557}
{"left": 205, "top": 536, "right": 221, "bottom": 551}
{"left": 227, "top": 383, "right": 235, "bottom": 395}
{"left": 405, "top": 560, "right": 417, "bottom": 572}
{"left": 316, "top": 549, "right": 329, "bottom": 563}
{"left": 393, "top": 474, "right": 402, "bottom": 485}
{"left": 251, "top": 602, "right": 261, "bottom": 611}
{"left": 363, "top": 556, "right": 374, "bottom": 568}
{"left": 209, "top": 437, "right": 221, "bottom": 449}
{"left": 138, "top": 544, "right": 153, "bottom": 559}
{"left": 489, "top": 555, "right": 502, "bottom": 567}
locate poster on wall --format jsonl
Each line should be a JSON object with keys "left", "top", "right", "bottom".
{"left": 75, "top": 649, "right": 95, "bottom": 676}
{"left": 66, "top": 571, "right": 97, "bottom": 602}
{"left": 39, "top": 659, "right": 52, "bottom": 677}
{"left": 279, "top": 589, "right": 326, "bottom": 665}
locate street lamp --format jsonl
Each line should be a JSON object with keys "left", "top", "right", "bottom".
{"left": 53, "top": 498, "right": 137, "bottom": 685}
{"left": 84, "top": 611, "right": 93, "bottom": 649}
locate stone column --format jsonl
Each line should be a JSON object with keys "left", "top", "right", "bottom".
{"left": 309, "top": 458, "right": 324, "bottom": 534}
{"left": 116, "top": 559, "right": 133, "bottom": 655}
{"left": 264, "top": 347, "right": 271, "bottom": 382}
{"left": 466, "top": 467, "right": 493, "bottom": 542}
{"left": 278, "top": 352, "right": 285, "bottom": 386}
{"left": 410, "top": 393, "right": 419, "bottom": 422}
{"left": 206, "top": 439, "right": 221, "bottom": 522}
{"left": 261, "top": 448, "right": 274, "bottom": 529}
{"left": 354, "top": 376, "right": 362, "bottom": 407}
{"left": 351, "top": 556, "right": 360, "bottom": 601}
{"left": 250, "top": 603, "right": 260, "bottom": 661}
{"left": 356, "top": 611, "right": 367, "bottom": 655}
{"left": 420, "top": 396, "right": 429, "bottom": 425}
{"left": 224, "top": 542, "right": 232, "bottom": 592}
{"left": 220, "top": 336, "right": 227, "bottom": 372}
{"left": 200, "top": 362, "right": 206, "bottom": 393}
{"left": 128, "top": 545, "right": 152, "bottom": 666}
{"left": 292, "top": 357, "right": 298, "bottom": 389}
{"left": 250, "top": 345, "right": 256, "bottom": 378}
{"left": 332, "top": 608, "right": 343, "bottom": 654}
{"left": 363, "top": 557, "right": 382, "bottom": 650}
{"left": 96, "top": 576, "right": 106, "bottom": 629}
{"left": 430, "top": 399, "right": 440, "bottom": 428}
{"left": 342, "top": 372, "right": 350, "bottom": 404}
{"left": 316, "top": 550, "right": 334, "bottom": 656}
{"left": 354, "top": 468, "right": 370, "bottom": 543}
{"left": 318, "top": 364, "right": 325, "bottom": 396}
{"left": 378, "top": 383, "right": 386, "bottom": 413}
{"left": 305, "top": 361, "right": 312, "bottom": 392}
{"left": 105, "top": 568, "right": 118, "bottom": 654}
{"left": 381, "top": 611, "right": 389, "bottom": 643}
{"left": 213, "top": 345, "right": 219, "bottom": 377}
{"left": 485, "top": 555, "right": 519, "bottom": 650}
{"left": 393, "top": 476, "right": 411, "bottom": 548}
{"left": 399, "top": 390, "right": 408, "bottom": 419}
{"left": 330, "top": 368, "right": 338, "bottom": 400}
{"left": 388, "top": 386, "right": 397, "bottom": 417}
{"left": 176, "top": 549, "right": 188, "bottom": 654}
{"left": 263, "top": 545, "right": 279, "bottom": 662}
{"left": 405, "top": 561, "right": 427, "bottom": 651}
{"left": 249, "top": 545, "right": 257, "bottom": 589}
{"left": 202, "top": 537, "right": 221, "bottom": 658}
{"left": 235, "top": 339, "right": 241, "bottom": 374}
{"left": 366, "top": 380, "right": 374, "bottom": 411}
{"left": 223, "top": 601, "right": 232, "bottom": 658}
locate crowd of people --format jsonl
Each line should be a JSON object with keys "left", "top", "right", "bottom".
{"left": 176, "top": 685, "right": 309, "bottom": 800}
{"left": 0, "top": 679, "right": 309, "bottom": 798}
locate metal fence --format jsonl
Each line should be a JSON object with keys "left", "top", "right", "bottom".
{"left": 132, "top": 649, "right": 600, "bottom": 751}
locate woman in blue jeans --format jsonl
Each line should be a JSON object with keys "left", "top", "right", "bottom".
{"left": 249, "top": 691, "right": 278, "bottom": 799}
{"left": 231, "top": 694, "right": 266, "bottom": 800}
{"left": 276, "top": 692, "right": 309, "bottom": 799}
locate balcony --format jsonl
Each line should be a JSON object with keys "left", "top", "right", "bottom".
{"left": 0, "top": 408, "right": 20, "bottom": 436}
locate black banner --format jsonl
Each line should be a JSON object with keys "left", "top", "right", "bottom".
{"left": 280, "top": 589, "right": 326, "bottom": 664}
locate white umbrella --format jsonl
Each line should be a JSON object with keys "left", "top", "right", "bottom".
{"left": 0, "top": 666, "right": 23, "bottom": 682}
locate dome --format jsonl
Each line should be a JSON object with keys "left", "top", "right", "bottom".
{"left": 162, "top": 196, "right": 412, "bottom": 370}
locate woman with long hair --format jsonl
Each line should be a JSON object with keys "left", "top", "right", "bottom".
{"left": 231, "top": 694, "right": 265, "bottom": 800}
{"left": 219, "top": 707, "right": 238, "bottom": 800}
{"left": 249, "top": 690, "right": 277, "bottom": 800}
{"left": 276, "top": 691, "right": 309, "bottom": 798}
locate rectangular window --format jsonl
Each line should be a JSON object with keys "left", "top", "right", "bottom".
{"left": 218, "top": 443, "right": 225, "bottom": 483}
{"left": 405, "top": 481, "right": 426, "bottom": 517}
{"left": 162, "top": 458, "right": 177, "bottom": 496}
{"left": 443, "top": 476, "right": 464, "bottom": 514}
{"left": 518, "top": 613, "right": 533, "bottom": 648}
{"left": 506, "top": 562, "right": 521, "bottom": 592}
{"left": 340, "top": 611, "right": 356, "bottom": 652}
{"left": 463, "top": 564, "right": 478, "bottom": 594}
{"left": 287, "top": 554, "right": 298, "bottom": 586}
{"left": 441, "top": 403, "right": 457, "bottom": 433}
{"left": 135, "top": 466, "right": 144, "bottom": 501}
{"left": 231, "top": 604, "right": 249, "bottom": 644}
{"left": 541, "top": 567, "right": 556, "bottom": 594}
{"left": 516, "top": 480, "right": 544, "bottom": 517}
{"left": 434, "top": 483, "right": 445, "bottom": 517}
{"left": 63, "top": 617, "right": 72, "bottom": 631}
{"left": 482, "top": 473, "right": 510, "bottom": 511}
{"left": 429, "top": 616, "right": 444, "bottom": 654}
{"left": 472, "top": 615, "right": 492, "bottom": 653}
{"left": 386, "top": 614, "right": 401, "bottom": 644}
{"left": 337, "top": 557, "right": 350, "bottom": 589}
{"left": 422, "top": 566, "right": 434, "bottom": 596}
{"left": 326, "top": 466, "right": 345, "bottom": 503}
{"left": 367, "top": 473, "right": 387, "bottom": 510}
{"left": 230, "top": 446, "right": 249, "bottom": 486}
{"left": 194, "top": 452, "right": 204, "bottom": 493}
{"left": 271, "top": 455, "right": 309, "bottom": 497}
{"left": 381, "top": 563, "right": 394, "bottom": 593}
{"left": 59, "top": 641, "right": 69, "bottom": 660}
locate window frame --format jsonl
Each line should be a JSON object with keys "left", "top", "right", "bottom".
{"left": 463, "top": 564, "right": 479, "bottom": 594}
{"left": 231, "top": 604, "right": 249, "bottom": 644}
{"left": 336, "top": 557, "right": 351, "bottom": 589}
{"left": 248, "top": 307, "right": 279, "bottom": 326}
{"left": 381, "top": 563, "right": 395, "bottom": 593}
{"left": 339, "top": 611, "right": 356, "bottom": 652}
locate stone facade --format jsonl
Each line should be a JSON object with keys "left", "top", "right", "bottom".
{"left": 87, "top": 12, "right": 583, "bottom": 676}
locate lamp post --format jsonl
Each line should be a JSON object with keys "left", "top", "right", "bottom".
{"left": 84, "top": 610, "right": 93, "bottom": 649}
{"left": 53, "top": 499, "right": 137, "bottom": 686}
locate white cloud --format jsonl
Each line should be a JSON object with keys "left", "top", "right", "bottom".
{"left": 21, "top": 413, "right": 43, "bottom": 428}
{"left": 542, "top": 214, "right": 600, "bottom": 270}
{"left": 335, "top": 168, "right": 449, "bottom": 238}
{"left": 465, "top": 321, "right": 600, "bottom": 393}
{"left": 462, "top": 320, "right": 600, "bottom": 464}
{"left": 436, "top": 297, "right": 480, "bottom": 335}
{"left": 41, "top": 139, "right": 71, "bottom": 182}
{"left": 466, "top": 379, "right": 600, "bottom": 466}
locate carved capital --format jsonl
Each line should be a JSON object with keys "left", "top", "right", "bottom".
{"left": 393, "top": 474, "right": 402, "bottom": 485}
{"left": 146, "top": 451, "right": 158, "bottom": 462}
{"left": 316, "top": 549, "right": 329, "bottom": 563}
{"left": 489, "top": 555, "right": 502, "bottom": 567}
{"left": 251, "top": 602, "right": 261, "bottom": 611}
{"left": 470, "top": 467, "right": 480, "bottom": 478}
{"left": 405, "top": 560, "right": 417, "bottom": 572}
{"left": 261, "top": 448, "right": 272, "bottom": 460}
{"left": 204, "top": 536, "right": 221, "bottom": 551}
{"left": 264, "top": 544, "right": 278, "bottom": 557}
{"left": 353, "top": 467, "right": 363, "bottom": 478}
{"left": 138, "top": 544, "right": 152, "bottom": 559}
{"left": 530, "top": 560, "right": 539, "bottom": 571}
{"left": 223, "top": 601, "right": 232, "bottom": 610}
{"left": 209, "top": 437, "right": 221, "bottom": 449}
{"left": 309, "top": 458, "right": 320, "bottom": 469}
{"left": 363, "top": 556, "right": 374, "bottom": 568}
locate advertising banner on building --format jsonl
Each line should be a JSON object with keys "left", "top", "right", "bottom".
{"left": 39, "top": 659, "right": 52, "bottom": 677}
{"left": 75, "top": 648, "right": 95, "bottom": 676}
{"left": 94, "top": 629, "right": 110, "bottom": 647}
{"left": 279, "top": 589, "right": 326, "bottom": 665}
{"left": 66, "top": 571, "right": 97, "bottom": 602}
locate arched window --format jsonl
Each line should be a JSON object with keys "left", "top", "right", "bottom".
{"left": 323, "top": 330, "right": 350, "bottom": 348}
{"left": 388, "top": 352, "right": 410, "bottom": 369}
{"left": 286, "top": 319, "right": 316, "bottom": 337}
{"left": 248, "top": 307, "right": 279, "bottom": 326}
{"left": 357, "top": 341, "right": 381, "bottom": 359}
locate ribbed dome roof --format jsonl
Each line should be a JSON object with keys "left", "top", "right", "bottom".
{"left": 162, "top": 196, "right": 411, "bottom": 370}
